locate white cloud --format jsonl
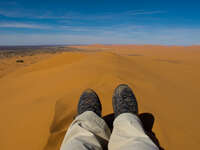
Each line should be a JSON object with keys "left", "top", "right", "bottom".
{"left": 0, "top": 26, "right": 200, "bottom": 45}
{"left": 0, "top": 22, "right": 51, "bottom": 29}
{"left": 0, "top": 8, "right": 165, "bottom": 20}
{"left": 128, "top": 10, "right": 165, "bottom": 16}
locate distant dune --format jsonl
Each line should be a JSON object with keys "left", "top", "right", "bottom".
{"left": 0, "top": 45, "right": 200, "bottom": 150}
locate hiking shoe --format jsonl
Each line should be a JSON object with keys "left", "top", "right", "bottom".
{"left": 112, "top": 84, "right": 138, "bottom": 118}
{"left": 78, "top": 89, "right": 102, "bottom": 117}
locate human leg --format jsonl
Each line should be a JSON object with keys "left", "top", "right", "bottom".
{"left": 108, "top": 84, "right": 159, "bottom": 150}
{"left": 60, "top": 89, "right": 111, "bottom": 150}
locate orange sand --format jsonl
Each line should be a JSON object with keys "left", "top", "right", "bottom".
{"left": 0, "top": 45, "right": 200, "bottom": 150}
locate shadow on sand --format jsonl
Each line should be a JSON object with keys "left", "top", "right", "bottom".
{"left": 103, "top": 113, "right": 164, "bottom": 150}
{"left": 44, "top": 100, "right": 164, "bottom": 150}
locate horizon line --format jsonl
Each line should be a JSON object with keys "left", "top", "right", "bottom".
{"left": 0, "top": 44, "right": 200, "bottom": 47}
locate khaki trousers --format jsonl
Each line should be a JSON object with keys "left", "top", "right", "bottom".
{"left": 60, "top": 111, "right": 159, "bottom": 150}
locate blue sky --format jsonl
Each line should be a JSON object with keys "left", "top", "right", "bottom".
{"left": 0, "top": 0, "right": 200, "bottom": 45}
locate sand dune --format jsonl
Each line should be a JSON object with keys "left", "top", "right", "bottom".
{"left": 0, "top": 45, "right": 200, "bottom": 150}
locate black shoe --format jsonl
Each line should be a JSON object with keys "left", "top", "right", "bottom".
{"left": 78, "top": 89, "right": 102, "bottom": 117}
{"left": 112, "top": 84, "right": 138, "bottom": 118}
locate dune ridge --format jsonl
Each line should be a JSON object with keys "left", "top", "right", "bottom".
{"left": 0, "top": 45, "right": 200, "bottom": 150}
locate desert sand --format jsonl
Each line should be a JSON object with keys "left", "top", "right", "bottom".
{"left": 0, "top": 45, "right": 200, "bottom": 150}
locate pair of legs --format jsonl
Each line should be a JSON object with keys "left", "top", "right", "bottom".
{"left": 60, "top": 84, "right": 159, "bottom": 150}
